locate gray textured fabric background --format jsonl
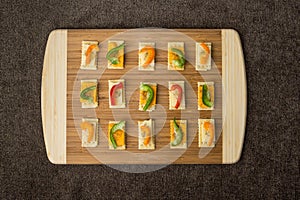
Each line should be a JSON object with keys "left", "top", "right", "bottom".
{"left": 1, "top": 0, "right": 299, "bottom": 199}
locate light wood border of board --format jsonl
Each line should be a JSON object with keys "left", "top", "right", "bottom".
{"left": 42, "top": 30, "right": 67, "bottom": 164}
{"left": 222, "top": 29, "right": 246, "bottom": 164}
{"left": 41, "top": 29, "right": 246, "bottom": 164}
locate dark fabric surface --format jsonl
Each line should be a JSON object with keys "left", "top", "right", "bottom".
{"left": 1, "top": 0, "right": 299, "bottom": 199}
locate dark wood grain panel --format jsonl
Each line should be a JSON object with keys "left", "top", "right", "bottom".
{"left": 66, "top": 29, "right": 222, "bottom": 164}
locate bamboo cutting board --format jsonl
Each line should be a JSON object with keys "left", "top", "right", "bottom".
{"left": 42, "top": 29, "right": 246, "bottom": 164}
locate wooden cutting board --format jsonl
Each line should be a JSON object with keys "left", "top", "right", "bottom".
{"left": 42, "top": 29, "right": 246, "bottom": 164}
